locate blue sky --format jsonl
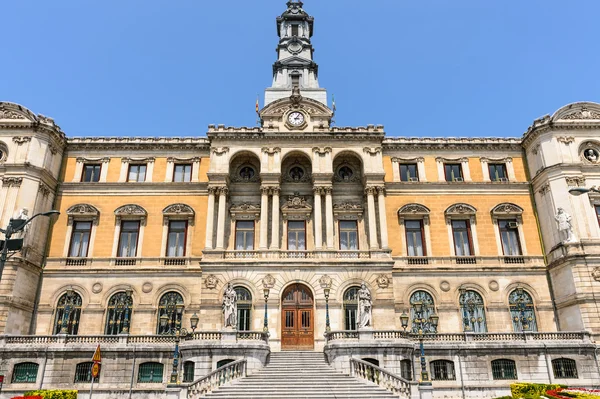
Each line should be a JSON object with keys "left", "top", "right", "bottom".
{"left": 2, "top": 0, "right": 599, "bottom": 138}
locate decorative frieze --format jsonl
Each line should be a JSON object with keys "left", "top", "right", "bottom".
{"left": 538, "top": 183, "right": 550, "bottom": 196}
{"left": 561, "top": 107, "right": 600, "bottom": 120}
{"left": 281, "top": 194, "right": 312, "bottom": 220}
{"left": 333, "top": 202, "right": 363, "bottom": 220}
{"left": 556, "top": 136, "right": 575, "bottom": 144}
{"left": 12, "top": 136, "right": 31, "bottom": 145}
{"left": 0, "top": 109, "right": 27, "bottom": 120}
{"left": 230, "top": 203, "right": 261, "bottom": 220}
{"left": 565, "top": 176, "right": 586, "bottom": 187}
{"left": 2, "top": 177, "right": 23, "bottom": 187}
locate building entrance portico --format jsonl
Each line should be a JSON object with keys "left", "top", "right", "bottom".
{"left": 281, "top": 283, "right": 314, "bottom": 350}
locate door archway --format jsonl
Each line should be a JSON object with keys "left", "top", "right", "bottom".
{"left": 281, "top": 283, "right": 314, "bottom": 350}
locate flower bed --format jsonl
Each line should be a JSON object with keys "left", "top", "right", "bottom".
{"left": 547, "top": 388, "right": 600, "bottom": 399}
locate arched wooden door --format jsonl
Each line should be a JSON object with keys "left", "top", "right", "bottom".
{"left": 281, "top": 283, "right": 314, "bottom": 350}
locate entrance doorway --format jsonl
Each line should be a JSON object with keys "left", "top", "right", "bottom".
{"left": 281, "top": 283, "right": 314, "bottom": 350}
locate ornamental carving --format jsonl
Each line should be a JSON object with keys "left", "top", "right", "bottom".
{"left": 363, "top": 147, "right": 382, "bottom": 155}
{"left": 490, "top": 203, "right": 524, "bottom": 217}
{"left": 398, "top": 204, "right": 430, "bottom": 216}
{"left": 556, "top": 136, "right": 575, "bottom": 144}
{"left": 205, "top": 275, "right": 219, "bottom": 289}
{"left": 376, "top": 274, "right": 390, "bottom": 289}
{"left": 538, "top": 183, "right": 550, "bottom": 196}
{"left": 163, "top": 203, "right": 195, "bottom": 215}
{"left": 561, "top": 107, "right": 600, "bottom": 120}
{"left": 261, "top": 147, "right": 281, "bottom": 155}
{"left": 333, "top": 202, "right": 363, "bottom": 220}
{"left": 318, "top": 275, "right": 332, "bottom": 288}
{"left": 211, "top": 147, "right": 229, "bottom": 155}
{"left": 38, "top": 184, "right": 52, "bottom": 198}
{"left": 312, "top": 147, "right": 332, "bottom": 155}
{"left": 12, "top": 136, "right": 31, "bottom": 145}
{"left": 281, "top": 194, "right": 312, "bottom": 220}
{"left": 115, "top": 204, "right": 147, "bottom": 217}
{"left": 262, "top": 274, "right": 276, "bottom": 289}
{"left": 565, "top": 176, "right": 586, "bottom": 187}
{"left": 592, "top": 268, "right": 600, "bottom": 282}
{"left": 445, "top": 203, "right": 477, "bottom": 216}
{"left": 230, "top": 203, "right": 261, "bottom": 220}
{"left": 334, "top": 164, "right": 360, "bottom": 183}
{"left": 2, "top": 177, "right": 22, "bottom": 187}
{"left": 231, "top": 165, "right": 260, "bottom": 183}
{"left": 0, "top": 109, "right": 27, "bottom": 120}
{"left": 67, "top": 204, "right": 100, "bottom": 216}
{"left": 284, "top": 163, "right": 311, "bottom": 183}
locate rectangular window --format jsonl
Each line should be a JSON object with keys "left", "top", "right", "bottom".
{"left": 12, "top": 363, "right": 38, "bottom": 383}
{"left": 285, "top": 310, "right": 294, "bottom": 328}
{"left": 118, "top": 221, "right": 140, "bottom": 258}
{"left": 183, "top": 362, "right": 194, "bottom": 383}
{"left": 235, "top": 221, "right": 255, "bottom": 251}
{"left": 237, "top": 307, "right": 251, "bottom": 331}
{"left": 291, "top": 24, "right": 299, "bottom": 36}
{"left": 82, "top": 164, "right": 101, "bottom": 182}
{"left": 138, "top": 363, "right": 163, "bottom": 383}
{"left": 173, "top": 164, "right": 192, "bottom": 182}
{"left": 287, "top": 221, "right": 306, "bottom": 250}
{"left": 74, "top": 362, "right": 100, "bottom": 383}
{"left": 339, "top": 220, "right": 359, "bottom": 250}
{"left": 166, "top": 221, "right": 187, "bottom": 257}
{"left": 444, "top": 164, "right": 463, "bottom": 182}
{"left": 499, "top": 219, "right": 522, "bottom": 256}
{"left": 405, "top": 220, "right": 426, "bottom": 256}
{"left": 489, "top": 164, "right": 508, "bottom": 182}
{"left": 595, "top": 206, "right": 600, "bottom": 227}
{"left": 68, "top": 221, "right": 92, "bottom": 258}
{"left": 127, "top": 164, "right": 147, "bottom": 182}
{"left": 400, "top": 164, "right": 419, "bottom": 182}
{"left": 451, "top": 220, "right": 473, "bottom": 257}
{"left": 291, "top": 75, "right": 300, "bottom": 87}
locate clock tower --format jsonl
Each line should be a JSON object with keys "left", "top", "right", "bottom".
{"left": 264, "top": 0, "right": 328, "bottom": 107}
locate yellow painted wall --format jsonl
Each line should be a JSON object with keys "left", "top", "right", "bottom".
{"left": 106, "top": 158, "right": 121, "bottom": 182}
{"left": 199, "top": 157, "right": 210, "bottom": 182}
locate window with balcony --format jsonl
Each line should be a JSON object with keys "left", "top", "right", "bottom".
{"left": 82, "top": 164, "right": 101, "bottom": 182}
{"left": 452, "top": 220, "right": 474, "bottom": 258}
{"left": 287, "top": 221, "right": 306, "bottom": 250}
{"left": 127, "top": 164, "right": 147, "bottom": 182}
{"left": 74, "top": 362, "right": 100, "bottom": 383}
{"left": 343, "top": 286, "right": 360, "bottom": 330}
{"left": 138, "top": 362, "right": 164, "bottom": 383}
{"left": 235, "top": 221, "right": 255, "bottom": 251}
{"left": 53, "top": 290, "right": 82, "bottom": 335}
{"left": 444, "top": 164, "right": 463, "bottom": 182}
{"left": 12, "top": 362, "right": 38, "bottom": 383}
{"left": 405, "top": 220, "right": 426, "bottom": 256}
{"left": 491, "top": 359, "right": 517, "bottom": 380}
{"left": 118, "top": 221, "right": 140, "bottom": 258}
{"left": 431, "top": 360, "right": 455, "bottom": 381}
{"left": 166, "top": 220, "right": 187, "bottom": 257}
{"left": 499, "top": 219, "right": 522, "bottom": 256}
{"left": 235, "top": 287, "right": 252, "bottom": 331}
{"left": 173, "top": 164, "right": 192, "bottom": 182}
{"left": 68, "top": 221, "right": 92, "bottom": 258}
{"left": 552, "top": 358, "right": 578, "bottom": 379}
{"left": 489, "top": 164, "right": 508, "bottom": 182}
{"left": 339, "top": 220, "right": 358, "bottom": 250}
{"left": 400, "top": 164, "right": 419, "bottom": 182}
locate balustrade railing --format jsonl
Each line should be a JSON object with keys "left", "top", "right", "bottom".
{"left": 187, "top": 359, "right": 246, "bottom": 398}
{"left": 350, "top": 358, "right": 410, "bottom": 398}
{"left": 394, "top": 255, "right": 543, "bottom": 267}
{"left": 236, "top": 331, "right": 269, "bottom": 342}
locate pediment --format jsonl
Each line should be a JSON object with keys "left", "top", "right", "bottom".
{"left": 0, "top": 102, "right": 36, "bottom": 122}
{"left": 260, "top": 96, "right": 333, "bottom": 119}
{"left": 276, "top": 56, "right": 315, "bottom": 68}
{"left": 552, "top": 102, "right": 600, "bottom": 122}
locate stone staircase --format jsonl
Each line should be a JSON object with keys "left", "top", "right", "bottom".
{"left": 203, "top": 351, "right": 400, "bottom": 398}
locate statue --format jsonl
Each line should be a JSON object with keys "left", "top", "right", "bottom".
{"left": 11, "top": 208, "right": 29, "bottom": 238}
{"left": 555, "top": 208, "right": 577, "bottom": 243}
{"left": 357, "top": 282, "right": 372, "bottom": 328}
{"left": 222, "top": 283, "right": 237, "bottom": 329}
{"left": 586, "top": 149, "right": 598, "bottom": 163}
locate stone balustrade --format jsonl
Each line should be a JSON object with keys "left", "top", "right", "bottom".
{"left": 49, "top": 257, "right": 201, "bottom": 268}
{"left": 350, "top": 357, "right": 411, "bottom": 398}
{"left": 186, "top": 359, "right": 247, "bottom": 398}
{"left": 395, "top": 255, "right": 545, "bottom": 267}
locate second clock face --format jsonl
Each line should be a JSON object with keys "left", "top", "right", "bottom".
{"left": 288, "top": 111, "right": 305, "bottom": 126}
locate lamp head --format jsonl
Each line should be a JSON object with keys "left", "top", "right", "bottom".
{"left": 323, "top": 287, "right": 330, "bottom": 298}
{"left": 569, "top": 187, "right": 591, "bottom": 196}
{"left": 430, "top": 313, "right": 439, "bottom": 328}
{"left": 400, "top": 311, "right": 409, "bottom": 329}
{"left": 176, "top": 303, "right": 184, "bottom": 315}
{"left": 414, "top": 301, "right": 423, "bottom": 313}
{"left": 160, "top": 314, "right": 169, "bottom": 328}
{"left": 190, "top": 312, "right": 199, "bottom": 331}
{"left": 263, "top": 287, "right": 270, "bottom": 299}
{"left": 42, "top": 210, "right": 61, "bottom": 217}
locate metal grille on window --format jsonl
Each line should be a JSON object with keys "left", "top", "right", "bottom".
{"left": 509, "top": 288, "right": 537, "bottom": 332}
{"left": 409, "top": 291, "right": 436, "bottom": 334}
{"left": 343, "top": 287, "right": 360, "bottom": 330}
{"left": 431, "top": 360, "right": 455, "bottom": 381}
{"left": 157, "top": 292, "right": 184, "bottom": 334}
{"left": 235, "top": 287, "right": 252, "bottom": 331}
{"left": 12, "top": 362, "right": 38, "bottom": 383}
{"left": 74, "top": 362, "right": 100, "bottom": 383}
{"left": 459, "top": 289, "right": 487, "bottom": 333}
{"left": 138, "top": 362, "right": 164, "bottom": 383}
{"left": 491, "top": 359, "right": 517, "bottom": 380}
{"left": 183, "top": 361, "right": 194, "bottom": 382}
{"left": 105, "top": 291, "right": 133, "bottom": 335}
{"left": 400, "top": 359, "right": 412, "bottom": 380}
{"left": 54, "top": 290, "right": 82, "bottom": 335}
{"left": 552, "top": 358, "right": 578, "bottom": 379}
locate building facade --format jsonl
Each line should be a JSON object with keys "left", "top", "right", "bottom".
{"left": 1, "top": 1, "right": 600, "bottom": 398}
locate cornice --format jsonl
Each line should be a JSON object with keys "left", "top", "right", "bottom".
{"left": 384, "top": 181, "right": 531, "bottom": 195}
{"left": 58, "top": 182, "right": 209, "bottom": 195}
{"left": 67, "top": 137, "right": 211, "bottom": 152}
{"left": 382, "top": 137, "right": 522, "bottom": 151}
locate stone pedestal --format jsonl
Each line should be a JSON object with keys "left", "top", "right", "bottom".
{"left": 221, "top": 329, "right": 237, "bottom": 342}
{"left": 358, "top": 327, "right": 374, "bottom": 341}
{"left": 418, "top": 382, "right": 433, "bottom": 399}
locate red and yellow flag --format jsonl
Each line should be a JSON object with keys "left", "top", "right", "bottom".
{"left": 255, "top": 96, "right": 260, "bottom": 114}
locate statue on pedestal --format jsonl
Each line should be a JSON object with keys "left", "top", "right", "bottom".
{"left": 222, "top": 283, "right": 237, "bottom": 329}
{"left": 555, "top": 208, "right": 577, "bottom": 243}
{"left": 357, "top": 282, "right": 372, "bottom": 328}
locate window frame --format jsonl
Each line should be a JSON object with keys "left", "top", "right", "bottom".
{"left": 405, "top": 219, "right": 427, "bottom": 257}
{"left": 431, "top": 360, "right": 456, "bottom": 381}
{"left": 343, "top": 286, "right": 360, "bottom": 330}
{"left": 166, "top": 220, "right": 188, "bottom": 257}
{"left": 400, "top": 163, "right": 419, "bottom": 182}
{"left": 235, "top": 286, "right": 252, "bottom": 331}
{"left": 444, "top": 163, "right": 463, "bottom": 182}
{"left": 235, "top": 220, "right": 255, "bottom": 251}
{"left": 498, "top": 219, "right": 523, "bottom": 256}
{"left": 12, "top": 362, "right": 39, "bottom": 383}
{"left": 451, "top": 219, "right": 474, "bottom": 257}
{"left": 491, "top": 359, "right": 517, "bottom": 380}
{"left": 488, "top": 163, "right": 508, "bottom": 182}
{"left": 81, "top": 164, "right": 102, "bottom": 183}
{"left": 127, "top": 163, "right": 147, "bottom": 183}
{"left": 105, "top": 291, "right": 133, "bottom": 335}
{"left": 74, "top": 361, "right": 101, "bottom": 383}
{"left": 400, "top": 359, "right": 412, "bottom": 381}
{"left": 68, "top": 220, "right": 93, "bottom": 258}
{"left": 173, "top": 163, "right": 193, "bottom": 183}
{"left": 552, "top": 358, "right": 578, "bottom": 379}
{"left": 339, "top": 220, "right": 359, "bottom": 251}
{"left": 138, "top": 362, "right": 164, "bottom": 383}
{"left": 53, "top": 290, "right": 83, "bottom": 335}
{"left": 287, "top": 220, "right": 307, "bottom": 251}
{"left": 117, "top": 220, "right": 141, "bottom": 258}
{"left": 183, "top": 361, "right": 195, "bottom": 383}
{"left": 596, "top": 205, "right": 600, "bottom": 227}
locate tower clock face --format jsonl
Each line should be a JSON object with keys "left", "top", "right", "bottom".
{"left": 288, "top": 112, "right": 305, "bottom": 126}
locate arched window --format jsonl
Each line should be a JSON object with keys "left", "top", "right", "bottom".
{"left": 138, "top": 362, "right": 164, "bottom": 383}
{"left": 491, "top": 359, "right": 517, "bottom": 380}
{"left": 105, "top": 291, "right": 133, "bottom": 335}
{"left": 54, "top": 290, "right": 82, "bottom": 335}
{"left": 235, "top": 287, "right": 252, "bottom": 331}
{"left": 400, "top": 359, "right": 412, "bottom": 381}
{"left": 343, "top": 287, "right": 360, "bottom": 330}
{"left": 430, "top": 360, "right": 455, "bottom": 381}
{"left": 183, "top": 361, "right": 194, "bottom": 383}
{"left": 409, "top": 291, "right": 436, "bottom": 333}
{"left": 217, "top": 359, "right": 235, "bottom": 369}
{"left": 509, "top": 288, "right": 537, "bottom": 332}
{"left": 74, "top": 361, "right": 100, "bottom": 383}
{"left": 157, "top": 292, "right": 184, "bottom": 334}
{"left": 552, "top": 358, "right": 578, "bottom": 379}
{"left": 459, "top": 289, "right": 487, "bottom": 333}
{"left": 12, "top": 362, "right": 38, "bottom": 383}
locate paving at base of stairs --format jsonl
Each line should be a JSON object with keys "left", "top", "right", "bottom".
{"left": 203, "top": 351, "right": 399, "bottom": 399}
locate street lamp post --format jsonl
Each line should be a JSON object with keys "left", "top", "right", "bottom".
{"left": 568, "top": 186, "right": 600, "bottom": 196}
{"left": 319, "top": 278, "right": 332, "bottom": 333}
{"left": 0, "top": 210, "right": 60, "bottom": 282}
{"left": 400, "top": 302, "right": 439, "bottom": 383}
{"left": 263, "top": 287, "right": 270, "bottom": 333}
{"left": 161, "top": 308, "right": 198, "bottom": 385}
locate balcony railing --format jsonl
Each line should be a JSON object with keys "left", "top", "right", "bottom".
{"left": 220, "top": 249, "right": 388, "bottom": 260}
{"left": 50, "top": 257, "right": 199, "bottom": 268}
{"left": 394, "top": 255, "right": 543, "bottom": 267}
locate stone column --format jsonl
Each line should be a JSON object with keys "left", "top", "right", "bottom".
{"left": 325, "top": 187, "right": 334, "bottom": 249}
{"left": 313, "top": 187, "right": 323, "bottom": 249}
{"left": 260, "top": 187, "right": 269, "bottom": 249}
{"left": 215, "top": 187, "right": 228, "bottom": 250}
{"left": 270, "top": 187, "right": 280, "bottom": 250}
{"left": 366, "top": 187, "right": 379, "bottom": 249}
{"left": 377, "top": 186, "right": 389, "bottom": 249}
{"left": 204, "top": 187, "right": 216, "bottom": 249}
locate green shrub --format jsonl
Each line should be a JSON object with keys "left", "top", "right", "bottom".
{"left": 24, "top": 390, "right": 77, "bottom": 399}
{"left": 493, "top": 396, "right": 513, "bottom": 399}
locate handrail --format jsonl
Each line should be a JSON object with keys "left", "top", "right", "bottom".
{"left": 186, "top": 359, "right": 247, "bottom": 398}
{"left": 350, "top": 357, "right": 410, "bottom": 398}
